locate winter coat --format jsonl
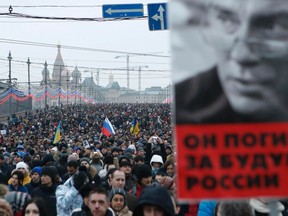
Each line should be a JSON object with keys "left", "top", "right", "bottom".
{"left": 72, "top": 207, "right": 116, "bottom": 216}
{"left": 32, "top": 184, "right": 57, "bottom": 216}
{"left": 114, "top": 206, "right": 133, "bottom": 216}
{"left": 25, "top": 181, "right": 41, "bottom": 195}
{"left": 56, "top": 176, "right": 83, "bottom": 216}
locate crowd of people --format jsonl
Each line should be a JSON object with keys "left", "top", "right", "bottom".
{"left": 0, "top": 103, "right": 286, "bottom": 216}
{"left": 0, "top": 103, "right": 186, "bottom": 216}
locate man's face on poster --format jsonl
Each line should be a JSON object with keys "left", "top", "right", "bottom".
{"left": 206, "top": 0, "right": 288, "bottom": 120}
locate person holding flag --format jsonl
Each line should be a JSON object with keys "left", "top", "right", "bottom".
{"left": 53, "top": 121, "right": 61, "bottom": 144}
{"left": 130, "top": 117, "right": 140, "bottom": 135}
{"left": 101, "top": 117, "right": 116, "bottom": 137}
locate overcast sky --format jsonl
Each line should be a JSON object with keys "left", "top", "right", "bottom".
{"left": 0, "top": 0, "right": 170, "bottom": 91}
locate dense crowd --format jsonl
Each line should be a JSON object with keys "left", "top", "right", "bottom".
{"left": 0, "top": 104, "right": 286, "bottom": 216}
{"left": 0, "top": 103, "right": 189, "bottom": 216}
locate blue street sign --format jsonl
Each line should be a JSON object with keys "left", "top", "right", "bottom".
{"left": 148, "top": 3, "right": 168, "bottom": 31}
{"left": 103, "top": 4, "right": 144, "bottom": 18}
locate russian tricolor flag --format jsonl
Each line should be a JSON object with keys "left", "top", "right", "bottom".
{"left": 101, "top": 117, "right": 116, "bottom": 137}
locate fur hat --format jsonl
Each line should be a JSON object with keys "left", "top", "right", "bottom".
{"left": 135, "top": 164, "right": 151, "bottom": 180}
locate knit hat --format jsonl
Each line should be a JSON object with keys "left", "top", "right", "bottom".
{"left": 16, "top": 162, "right": 28, "bottom": 171}
{"left": 31, "top": 166, "right": 43, "bottom": 176}
{"left": 109, "top": 188, "right": 126, "bottom": 203}
{"left": 160, "top": 176, "right": 176, "bottom": 191}
{"left": 80, "top": 157, "right": 90, "bottom": 164}
{"left": 42, "top": 166, "right": 57, "bottom": 183}
{"left": 135, "top": 164, "right": 152, "bottom": 180}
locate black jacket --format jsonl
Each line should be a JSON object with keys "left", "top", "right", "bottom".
{"left": 32, "top": 184, "right": 57, "bottom": 216}
{"left": 175, "top": 67, "right": 238, "bottom": 124}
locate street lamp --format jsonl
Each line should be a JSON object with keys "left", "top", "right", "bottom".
{"left": 138, "top": 65, "right": 148, "bottom": 92}
{"left": 115, "top": 55, "right": 129, "bottom": 89}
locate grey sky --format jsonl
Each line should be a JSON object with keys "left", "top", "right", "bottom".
{"left": 0, "top": 0, "right": 170, "bottom": 91}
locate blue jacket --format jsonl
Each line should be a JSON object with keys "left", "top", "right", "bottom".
{"left": 8, "top": 184, "right": 28, "bottom": 193}
{"left": 198, "top": 200, "right": 217, "bottom": 216}
{"left": 56, "top": 176, "right": 83, "bottom": 216}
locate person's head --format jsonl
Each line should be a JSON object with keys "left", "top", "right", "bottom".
{"left": 216, "top": 201, "right": 254, "bottom": 216}
{"left": 135, "top": 164, "right": 152, "bottom": 187}
{"left": 164, "top": 160, "right": 175, "bottom": 177}
{"left": 80, "top": 157, "right": 91, "bottom": 169}
{"left": 0, "top": 184, "right": 9, "bottom": 198}
{"left": 30, "top": 167, "right": 42, "bottom": 184}
{"left": 79, "top": 183, "right": 97, "bottom": 207}
{"left": 111, "top": 148, "right": 119, "bottom": 157}
{"left": 16, "top": 162, "right": 29, "bottom": 176}
{"left": 0, "top": 198, "right": 13, "bottom": 216}
{"left": 66, "top": 160, "right": 78, "bottom": 176}
{"left": 137, "top": 147, "right": 145, "bottom": 156}
{"left": 109, "top": 170, "right": 125, "bottom": 189}
{"left": 109, "top": 188, "right": 126, "bottom": 213}
{"left": 22, "top": 198, "right": 48, "bottom": 216}
{"left": 14, "top": 152, "right": 24, "bottom": 164}
{"left": 204, "top": 0, "right": 288, "bottom": 120}
{"left": 133, "top": 185, "right": 174, "bottom": 216}
{"left": 155, "top": 173, "right": 164, "bottom": 182}
{"left": 165, "top": 145, "right": 172, "bottom": 156}
{"left": 41, "top": 166, "right": 57, "bottom": 187}
{"left": 119, "top": 161, "right": 132, "bottom": 175}
{"left": 88, "top": 187, "right": 110, "bottom": 216}
{"left": 134, "top": 155, "right": 145, "bottom": 165}
{"left": 11, "top": 171, "right": 24, "bottom": 187}
{"left": 150, "top": 155, "right": 163, "bottom": 169}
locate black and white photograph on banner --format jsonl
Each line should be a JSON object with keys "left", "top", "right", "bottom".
{"left": 173, "top": 0, "right": 288, "bottom": 124}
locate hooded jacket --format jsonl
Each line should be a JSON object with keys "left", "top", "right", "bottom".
{"left": 133, "top": 184, "right": 174, "bottom": 216}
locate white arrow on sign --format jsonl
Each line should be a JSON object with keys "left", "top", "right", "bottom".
{"left": 105, "top": 8, "right": 143, "bottom": 15}
{"left": 151, "top": 5, "right": 165, "bottom": 30}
